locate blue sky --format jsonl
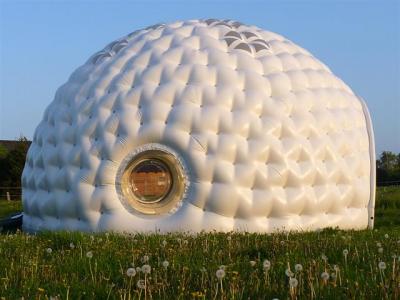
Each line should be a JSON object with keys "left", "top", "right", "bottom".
{"left": 0, "top": 0, "right": 399, "bottom": 154}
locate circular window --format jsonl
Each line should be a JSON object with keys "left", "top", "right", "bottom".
{"left": 118, "top": 146, "right": 187, "bottom": 215}
{"left": 130, "top": 159, "right": 172, "bottom": 203}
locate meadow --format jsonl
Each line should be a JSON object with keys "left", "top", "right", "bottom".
{"left": 0, "top": 187, "right": 399, "bottom": 299}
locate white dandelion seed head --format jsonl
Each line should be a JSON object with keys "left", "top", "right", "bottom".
{"left": 384, "top": 234, "right": 389, "bottom": 239}
{"left": 183, "top": 240, "right": 189, "bottom": 245}
{"left": 378, "top": 247, "right": 384, "bottom": 254}
{"left": 142, "top": 255, "right": 149, "bottom": 263}
{"left": 377, "top": 242, "right": 382, "bottom": 247}
{"left": 263, "top": 260, "right": 271, "bottom": 270}
{"left": 136, "top": 267, "right": 141, "bottom": 273}
{"left": 321, "top": 272, "right": 330, "bottom": 280}
{"left": 333, "top": 265, "right": 340, "bottom": 271}
{"left": 69, "top": 242, "right": 75, "bottom": 249}
{"left": 162, "top": 240, "right": 167, "bottom": 247}
{"left": 141, "top": 264, "right": 151, "bottom": 274}
{"left": 86, "top": 251, "right": 93, "bottom": 259}
{"left": 392, "top": 254, "right": 397, "bottom": 259}
{"left": 162, "top": 260, "right": 169, "bottom": 269}
{"left": 378, "top": 261, "right": 386, "bottom": 270}
{"left": 126, "top": 267, "right": 136, "bottom": 277}
{"left": 289, "top": 277, "right": 298, "bottom": 288}
{"left": 137, "top": 279, "right": 145, "bottom": 289}
{"left": 46, "top": 248, "right": 52, "bottom": 254}
{"left": 250, "top": 260, "right": 256, "bottom": 267}
{"left": 295, "top": 264, "right": 303, "bottom": 272}
{"left": 343, "top": 249, "right": 349, "bottom": 256}
{"left": 285, "top": 269, "right": 294, "bottom": 277}
{"left": 216, "top": 269, "right": 225, "bottom": 279}
{"left": 227, "top": 236, "right": 232, "bottom": 241}
{"left": 321, "top": 254, "right": 328, "bottom": 261}
{"left": 177, "top": 238, "right": 182, "bottom": 243}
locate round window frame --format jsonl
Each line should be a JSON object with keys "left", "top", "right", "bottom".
{"left": 116, "top": 144, "right": 188, "bottom": 216}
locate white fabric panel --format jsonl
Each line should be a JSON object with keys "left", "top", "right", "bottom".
{"left": 22, "top": 19, "right": 374, "bottom": 233}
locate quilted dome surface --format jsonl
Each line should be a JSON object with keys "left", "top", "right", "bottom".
{"left": 22, "top": 19, "right": 375, "bottom": 233}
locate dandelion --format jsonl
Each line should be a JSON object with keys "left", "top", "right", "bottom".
{"left": 216, "top": 269, "right": 225, "bottom": 279}
{"left": 141, "top": 255, "right": 149, "bottom": 263}
{"left": 126, "top": 267, "right": 136, "bottom": 277}
{"left": 343, "top": 249, "right": 349, "bottom": 256}
{"left": 162, "top": 240, "right": 167, "bottom": 247}
{"left": 392, "top": 254, "right": 397, "bottom": 259}
{"left": 227, "top": 236, "right": 232, "bottom": 241}
{"left": 285, "top": 269, "right": 294, "bottom": 277}
{"left": 289, "top": 277, "right": 298, "bottom": 288}
{"left": 321, "top": 272, "right": 330, "bottom": 281}
{"left": 200, "top": 267, "right": 207, "bottom": 273}
{"left": 263, "top": 260, "right": 271, "bottom": 270}
{"left": 136, "top": 267, "right": 141, "bottom": 273}
{"left": 137, "top": 279, "right": 145, "bottom": 289}
{"left": 378, "top": 261, "right": 386, "bottom": 270}
{"left": 321, "top": 254, "right": 328, "bottom": 262}
{"left": 333, "top": 265, "right": 340, "bottom": 271}
{"left": 141, "top": 264, "right": 151, "bottom": 274}
{"left": 162, "top": 260, "right": 169, "bottom": 269}
{"left": 90, "top": 235, "right": 94, "bottom": 241}
{"left": 384, "top": 234, "right": 389, "bottom": 239}
{"left": 183, "top": 239, "right": 189, "bottom": 245}
{"left": 377, "top": 242, "right": 382, "bottom": 247}
{"left": 250, "top": 260, "right": 256, "bottom": 267}
{"left": 378, "top": 247, "right": 384, "bottom": 254}
{"left": 46, "top": 248, "right": 52, "bottom": 254}
{"left": 295, "top": 264, "right": 303, "bottom": 272}
{"left": 69, "top": 242, "right": 75, "bottom": 249}
{"left": 86, "top": 251, "right": 93, "bottom": 259}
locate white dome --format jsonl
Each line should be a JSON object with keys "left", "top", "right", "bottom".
{"left": 22, "top": 19, "right": 375, "bottom": 233}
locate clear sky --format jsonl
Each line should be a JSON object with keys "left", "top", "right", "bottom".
{"left": 0, "top": 0, "right": 399, "bottom": 154}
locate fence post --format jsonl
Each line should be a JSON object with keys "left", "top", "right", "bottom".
{"left": 6, "top": 192, "right": 11, "bottom": 201}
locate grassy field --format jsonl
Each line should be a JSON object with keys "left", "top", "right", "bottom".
{"left": 0, "top": 200, "right": 22, "bottom": 219}
{"left": 0, "top": 187, "right": 399, "bottom": 299}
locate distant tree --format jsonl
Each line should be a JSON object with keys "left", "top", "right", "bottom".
{"left": 0, "top": 136, "right": 30, "bottom": 199}
{"left": 377, "top": 151, "right": 398, "bottom": 171}
{"left": 376, "top": 151, "right": 400, "bottom": 185}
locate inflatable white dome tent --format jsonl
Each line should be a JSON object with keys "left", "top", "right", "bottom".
{"left": 21, "top": 19, "right": 376, "bottom": 233}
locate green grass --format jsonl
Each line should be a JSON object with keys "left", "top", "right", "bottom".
{"left": 0, "top": 200, "right": 22, "bottom": 219}
{"left": 0, "top": 187, "right": 399, "bottom": 299}
{"left": 375, "top": 186, "right": 400, "bottom": 227}
{"left": 1, "top": 229, "right": 399, "bottom": 299}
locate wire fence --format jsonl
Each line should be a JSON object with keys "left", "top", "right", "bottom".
{"left": 0, "top": 187, "right": 22, "bottom": 201}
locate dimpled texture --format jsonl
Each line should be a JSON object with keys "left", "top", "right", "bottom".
{"left": 22, "top": 19, "right": 374, "bottom": 233}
